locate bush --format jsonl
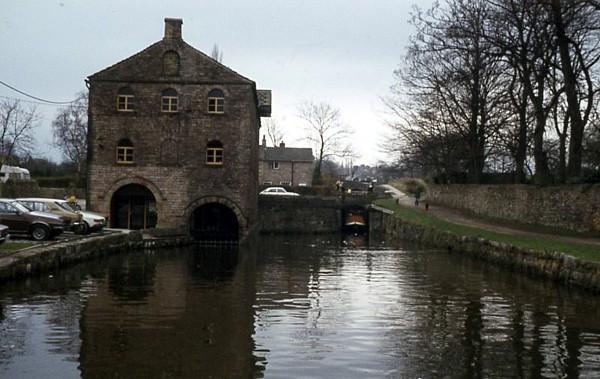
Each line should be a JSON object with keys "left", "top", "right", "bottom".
{"left": 394, "top": 178, "right": 428, "bottom": 198}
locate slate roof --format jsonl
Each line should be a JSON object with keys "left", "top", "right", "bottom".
{"left": 260, "top": 146, "right": 314, "bottom": 163}
{"left": 88, "top": 37, "right": 254, "bottom": 85}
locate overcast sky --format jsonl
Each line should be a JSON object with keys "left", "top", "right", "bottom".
{"left": 1, "top": 0, "right": 434, "bottom": 165}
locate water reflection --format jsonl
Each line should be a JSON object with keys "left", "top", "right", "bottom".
{"left": 0, "top": 237, "right": 599, "bottom": 378}
{"left": 79, "top": 246, "right": 257, "bottom": 378}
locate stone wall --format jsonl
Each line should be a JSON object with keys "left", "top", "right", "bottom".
{"left": 258, "top": 196, "right": 341, "bottom": 234}
{"left": 0, "top": 181, "right": 85, "bottom": 200}
{"left": 427, "top": 184, "right": 600, "bottom": 233}
{"left": 0, "top": 231, "right": 193, "bottom": 283}
{"left": 378, "top": 212, "right": 600, "bottom": 293}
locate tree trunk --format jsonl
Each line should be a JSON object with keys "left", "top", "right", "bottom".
{"left": 552, "top": 0, "right": 585, "bottom": 179}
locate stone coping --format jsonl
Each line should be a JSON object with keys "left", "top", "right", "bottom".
{"left": 0, "top": 230, "right": 193, "bottom": 284}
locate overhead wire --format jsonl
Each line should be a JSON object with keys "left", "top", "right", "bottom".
{"left": 0, "top": 79, "right": 77, "bottom": 105}
{"left": 0, "top": 95, "right": 85, "bottom": 108}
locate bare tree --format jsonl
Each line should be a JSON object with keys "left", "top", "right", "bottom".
{"left": 548, "top": 0, "right": 600, "bottom": 179}
{"left": 52, "top": 92, "right": 88, "bottom": 177}
{"left": 211, "top": 44, "right": 223, "bottom": 63}
{"left": 262, "top": 118, "right": 284, "bottom": 146}
{"left": 298, "top": 102, "right": 353, "bottom": 184}
{"left": 386, "top": 0, "right": 509, "bottom": 183}
{"left": 0, "top": 99, "right": 38, "bottom": 166}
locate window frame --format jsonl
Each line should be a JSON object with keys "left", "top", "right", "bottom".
{"left": 116, "top": 139, "right": 135, "bottom": 164}
{"left": 116, "top": 87, "right": 135, "bottom": 112}
{"left": 161, "top": 88, "right": 179, "bottom": 113}
{"left": 207, "top": 89, "right": 225, "bottom": 114}
{"left": 206, "top": 141, "right": 224, "bottom": 166}
{"left": 271, "top": 161, "right": 280, "bottom": 170}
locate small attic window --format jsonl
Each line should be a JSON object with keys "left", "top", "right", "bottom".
{"left": 163, "top": 51, "right": 180, "bottom": 76}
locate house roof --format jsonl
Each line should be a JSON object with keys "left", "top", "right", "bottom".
{"left": 260, "top": 146, "right": 314, "bottom": 163}
{"left": 88, "top": 23, "right": 254, "bottom": 85}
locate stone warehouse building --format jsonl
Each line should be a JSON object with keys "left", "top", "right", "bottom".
{"left": 259, "top": 137, "right": 314, "bottom": 187}
{"left": 86, "top": 18, "right": 271, "bottom": 240}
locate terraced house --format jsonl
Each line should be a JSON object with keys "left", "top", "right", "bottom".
{"left": 86, "top": 18, "right": 271, "bottom": 240}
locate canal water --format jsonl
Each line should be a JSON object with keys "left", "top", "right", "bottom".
{"left": 1, "top": 236, "right": 600, "bottom": 378}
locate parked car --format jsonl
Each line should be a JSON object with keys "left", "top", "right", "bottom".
{"left": 54, "top": 199, "right": 106, "bottom": 234}
{"left": 0, "top": 199, "right": 65, "bottom": 241}
{"left": 0, "top": 224, "right": 8, "bottom": 244}
{"left": 17, "top": 198, "right": 83, "bottom": 233}
{"left": 259, "top": 187, "right": 300, "bottom": 196}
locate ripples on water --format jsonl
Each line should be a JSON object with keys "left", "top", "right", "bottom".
{"left": 0, "top": 236, "right": 599, "bottom": 378}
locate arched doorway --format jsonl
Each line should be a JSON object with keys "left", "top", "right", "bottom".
{"left": 190, "top": 203, "right": 239, "bottom": 241}
{"left": 111, "top": 184, "right": 157, "bottom": 229}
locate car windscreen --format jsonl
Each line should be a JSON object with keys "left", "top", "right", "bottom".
{"left": 11, "top": 201, "right": 32, "bottom": 213}
{"left": 57, "top": 202, "right": 77, "bottom": 212}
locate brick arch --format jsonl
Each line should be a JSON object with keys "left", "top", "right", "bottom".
{"left": 102, "top": 177, "right": 165, "bottom": 226}
{"left": 105, "top": 176, "right": 165, "bottom": 202}
{"left": 185, "top": 196, "right": 248, "bottom": 232}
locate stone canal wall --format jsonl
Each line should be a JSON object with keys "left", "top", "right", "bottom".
{"left": 427, "top": 184, "right": 600, "bottom": 234}
{"left": 379, "top": 212, "right": 600, "bottom": 293}
{"left": 0, "top": 231, "right": 193, "bottom": 284}
{"left": 258, "top": 196, "right": 342, "bottom": 234}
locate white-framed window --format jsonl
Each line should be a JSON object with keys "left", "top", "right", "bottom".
{"left": 161, "top": 88, "right": 178, "bottom": 112}
{"left": 206, "top": 140, "right": 224, "bottom": 165}
{"left": 207, "top": 89, "right": 225, "bottom": 114}
{"left": 117, "top": 87, "right": 135, "bottom": 112}
{"left": 116, "top": 138, "right": 134, "bottom": 164}
{"left": 271, "top": 161, "right": 279, "bottom": 170}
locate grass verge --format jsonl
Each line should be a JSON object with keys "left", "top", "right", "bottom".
{"left": 375, "top": 198, "right": 600, "bottom": 262}
{"left": 0, "top": 242, "right": 35, "bottom": 252}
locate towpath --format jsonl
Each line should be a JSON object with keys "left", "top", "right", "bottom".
{"left": 379, "top": 184, "right": 600, "bottom": 248}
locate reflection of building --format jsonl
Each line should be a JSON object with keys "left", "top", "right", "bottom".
{"left": 79, "top": 249, "right": 258, "bottom": 377}
{"left": 87, "top": 18, "right": 271, "bottom": 238}
{"left": 258, "top": 137, "right": 314, "bottom": 187}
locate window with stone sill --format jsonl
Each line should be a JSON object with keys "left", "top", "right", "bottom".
{"left": 161, "top": 88, "right": 178, "bottom": 113}
{"left": 207, "top": 89, "right": 225, "bottom": 114}
{"left": 117, "top": 87, "right": 135, "bottom": 112}
{"left": 206, "top": 140, "right": 224, "bottom": 165}
{"left": 116, "top": 139, "right": 134, "bottom": 164}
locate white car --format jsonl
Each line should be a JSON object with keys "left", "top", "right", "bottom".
{"left": 259, "top": 187, "right": 300, "bottom": 196}
{"left": 55, "top": 199, "right": 107, "bottom": 234}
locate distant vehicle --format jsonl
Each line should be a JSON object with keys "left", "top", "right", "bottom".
{"left": 0, "top": 224, "right": 8, "bottom": 244}
{"left": 0, "top": 165, "right": 31, "bottom": 183}
{"left": 0, "top": 199, "right": 65, "bottom": 241}
{"left": 56, "top": 199, "right": 106, "bottom": 234}
{"left": 17, "top": 198, "right": 83, "bottom": 233}
{"left": 259, "top": 187, "right": 300, "bottom": 196}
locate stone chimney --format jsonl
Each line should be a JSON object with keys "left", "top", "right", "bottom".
{"left": 279, "top": 141, "right": 286, "bottom": 148}
{"left": 262, "top": 135, "right": 267, "bottom": 148}
{"left": 164, "top": 18, "right": 183, "bottom": 40}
